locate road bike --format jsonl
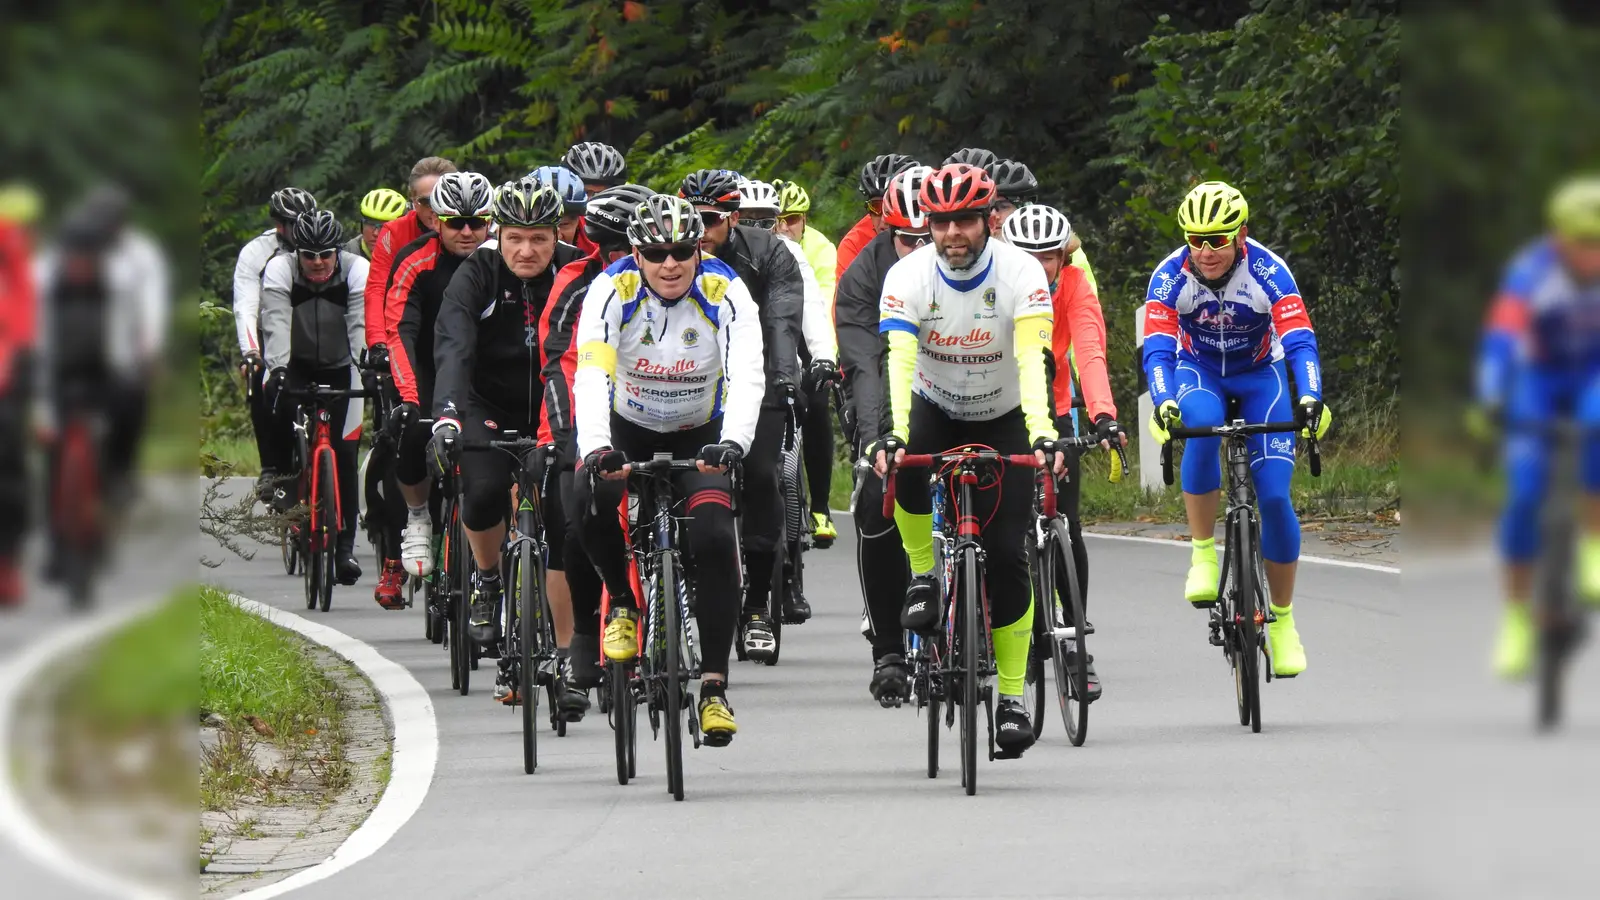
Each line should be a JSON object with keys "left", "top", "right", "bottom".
{"left": 279, "top": 382, "right": 372, "bottom": 613}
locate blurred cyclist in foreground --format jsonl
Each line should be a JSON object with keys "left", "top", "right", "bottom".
{"left": 0, "top": 183, "right": 40, "bottom": 605}
{"left": 1475, "top": 174, "right": 1600, "bottom": 678}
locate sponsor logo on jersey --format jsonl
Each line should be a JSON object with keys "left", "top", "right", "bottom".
{"left": 1252, "top": 257, "right": 1285, "bottom": 298}
{"left": 883, "top": 294, "right": 905, "bottom": 313}
{"left": 1027, "top": 288, "right": 1050, "bottom": 308}
{"left": 982, "top": 288, "right": 996, "bottom": 310}
{"left": 1303, "top": 361, "right": 1320, "bottom": 393}
{"left": 1269, "top": 436, "right": 1293, "bottom": 454}
{"left": 920, "top": 348, "right": 1004, "bottom": 365}
{"left": 485, "top": 419, "right": 498, "bottom": 430}
{"left": 926, "top": 327, "right": 993, "bottom": 349}
{"left": 640, "top": 325, "right": 655, "bottom": 346}
{"left": 627, "top": 398, "right": 647, "bottom": 412}
{"left": 966, "top": 368, "right": 996, "bottom": 379}
{"left": 682, "top": 328, "right": 699, "bottom": 346}
{"left": 1152, "top": 367, "right": 1168, "bottom": 396}
{"left": 1153, "top": 270, "right": 1178, "bottom": 302}
{"left": 634, "top": 357, "right": 699, "bottom": 376}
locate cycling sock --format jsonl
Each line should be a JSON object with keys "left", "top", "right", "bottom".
{"left": 476, "top": 566, "right": 500, "bottom": 584}
{"left": 993, "top": 601, "right": 1034, "bottom": 696}
{"left": 407, "top": 503, "right": 428, "bottom": 518}
{"left": 1191, "top": 536, "right": 1215, "bottom": 558}
{"left": 1271, "top": 602, "right": 1292, "bottom": 617}
{"left": 700, "top": 677, "right": 727, "bottom": 699}
{"left": 892, "top": 502, "right": 935, "bottom": 575}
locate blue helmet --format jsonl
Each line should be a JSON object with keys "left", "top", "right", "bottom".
{"left": 529, "top": 165, "right": 587, "bottom": 215}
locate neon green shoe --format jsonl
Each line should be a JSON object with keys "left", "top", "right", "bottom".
{"left": 1493, "top": 603, "right": 1534, "bottom": 680}
{"left": 1185, "top": 539, "right": 1220, "bottom": 606}
{"left": 811, "top": 512, "right": 837, "bottom": 548}
{"left": 1580, "top": 535, "right": 1600, "bottom": 606}
{"left": 1267, "top": 605, "right": 1307, "bottom": 677}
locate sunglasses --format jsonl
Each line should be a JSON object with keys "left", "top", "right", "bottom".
{"left": 298, "top": 248, "right": 337, "bottom": 261}
{"left": 779, "top": 214, "right": 805, "bottom": 227}
{"left": 1185, "top": 227, "right": 1242, "bottom": 252}
{"left": 744, "top": 216, "right": 777, "bottom": 230}
{"left": 413, "top": 196, "right": 432, "bottom": 208}
{"left": 699, "top": 210, "right": 732, "bottom": 229}
{"left": 894, "top": 230, "right": 931, "bottom": 247}
{"left": 439, "top": 215, "right": 489, "bottom": 231}
{"left": 638, "top": 244, "right": 699, "bottom": 264}
{"left": 865, "top": 197, "right": 884, "bottom": 216}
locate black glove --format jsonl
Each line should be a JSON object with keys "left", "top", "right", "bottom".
{"left": 583, "top": 446, "right": 628, "bottom": 474}
{"left": 698, "top": 441, "right": 744, "bottom": 470}
{"left": 1093, "top": 414, "right": 1124, "bottom": 447}
{"left": 805, "top": 358, "right": 839, "bottom": 391}
{"left": 428, "top": 424, "right": 459, "bottom": 479}
{"left": 1031, "top": 435, "right": 1061, "bottom": 456}
{"left": 364, "top": 343, "right": 389, "bottom": 371}
{"left": 387, "top": 401, "right": 419, "bottom": 442}
{"left": 360, "top": 366, "right": 382, "bottom": 399}
{"left": 1297, "top": 397, "right": 1324, "bottom": 432}
{"left": 265, "top": 367, "right": 288, "bottom": 409}
{"left": 868, "top": 434, "right": 905, "bottom": 468}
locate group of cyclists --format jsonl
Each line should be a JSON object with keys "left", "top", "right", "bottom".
{"left": 233, "top": 139, "right": 1337, "bottom": 758}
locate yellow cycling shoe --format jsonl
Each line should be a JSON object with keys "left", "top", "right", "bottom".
{"left": 1493, "top": 603, "right": 1534, "bottom": 680}
{"left": 1579, "top": 535, "right": 1600, "bottom": 606}
{"left": 603, "top": 607, "right": 639, "bottom": 662}
{"left": 1267, "top": 605, "right": 1307, "bottom": 677}
{"left": 812, "top": 512, "right": 837, "bottom": 548}
{"left": 1186, "top": 539, "right": 1220, "bottom": 606}
{"left": 698, "top": 687, "right": 737, "bottom": 747}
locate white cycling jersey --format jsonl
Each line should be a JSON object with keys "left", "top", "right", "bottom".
{"left": 777, "top": 233, "right": 837, "bottom": 361}
{"left": 232, "top": 229, "right": 291, "bottom": 356}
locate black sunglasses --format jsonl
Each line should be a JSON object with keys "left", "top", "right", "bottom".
{"left": 298, "top": 248, "right": 337, "bottom": 261}
{"left": 699, "top": 210, "right": 732, "bottom": 228}
{"left": 439, "top": 216, "right": 489, "bottom": 231}
{"left": 743, "top": 216, "right": 777, "bottom": 230}
{"left": 638, "top": 244, "right": 699, "bottom": 264}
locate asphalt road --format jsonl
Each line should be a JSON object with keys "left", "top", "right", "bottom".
{"left": 208, "top": 491, "right": 1405, "bottom": 900}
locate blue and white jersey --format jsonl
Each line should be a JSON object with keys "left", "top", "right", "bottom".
{"left": 1476, "top": 237, "right": 1600, "bottom": 407}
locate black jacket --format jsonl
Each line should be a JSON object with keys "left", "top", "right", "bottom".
{"left": 431, "top": 240, "right": 583, "bottom": 427}
{"left": 712, "top": 225, "right": 803, "bottom": 407}
{"left": 834, "top": 230, "right": 901, "bottom": 454}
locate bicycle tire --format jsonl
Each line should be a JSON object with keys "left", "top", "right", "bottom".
{"left": 663, "top": 551, "right": 685, "bottom": 801}
{"left": 316, "top": 447, "right": 338, "bottom": 613}
{"left": 1026, "top": 548, "right": 1048, "bottom": 741}
{"left": 611, "top": 662, "right": 634, "bottom": 785}
{"left": 960, "top": 545, "right": 980, "bottom": 797}
{"left": 282, "top": 521, "right": 299, "bottom": 575}
{"left": 765, "top": 528, "right": 786, "bottom": 667}
{"left": 517, "top": 542, "right": 538, "bottom": 773}
{"left": 926, "top": 680, "right": 940, "bottom": 779}
{"left": 453, "top": 505, "right": 473, "bottom": 696}
{"left": 1041, "top": 518, "right": 1088, "bottom": 746}
{"left": 1231, "top": 511, "right": 1262, "bottom": 733}
{"left": 1536, "top": 501, "right": 1577, "bottom": 731}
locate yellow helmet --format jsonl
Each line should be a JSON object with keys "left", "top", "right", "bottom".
{"left": 0, "top": 182, "right": 42, "bottom": 224}
{"left": 1549, "top": 174, "right": 1600, "bottom": 241}
{"left": 359, "top": 188, "right": 408, "bottom": 223}
{"left": 775, "top": 180, "right": 811, "bottom": 215}
{"left": 1177, "top": 180, "right": 1249, "bottom": 234}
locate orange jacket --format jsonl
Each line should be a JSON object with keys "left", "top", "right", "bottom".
{"left": 836, "top": 214, "right": 878, "bottom": 280}
{"left": 1051, "top": 264, "right": 1115, "bottom": 423}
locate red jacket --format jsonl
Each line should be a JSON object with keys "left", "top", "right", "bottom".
{"left": 835, "top": 214, "right": 878, "bottom": 281}
{"left": 0, "top": 222, "right": 34, "bottom": 394}
{"left": 536, "top": 251, "right": 605, "bottom": 452}
{"left": 1050, "top": 265, "right": 1116, "bottom": 423}
{"left": 363, "top": 211, "right": 425, "bottom": 349}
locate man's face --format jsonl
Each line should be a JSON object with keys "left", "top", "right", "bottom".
{"left": 1558, "top": 236, "right": 1600, "bottom": 283}
{"left": 1188, "top": 224, "right": 1246, "bottom": 282}
{"left": 438, "top": 214, "right": 490, "bottom": 257}
{"left": 989, "top": 198, "right": 1019, "bottom": 234}
{"left": 361, "top": 221, "right": 383, "bottom": 248}
{"left": 634, "top": 243, "right": 699, "bottom": 299}
{"left": 696, "top": 205, "right": 735, "bottom": 256}
{"left": 557, "top": 214, "right": 581, "bottom": 245}
{"left": 412, "top": 175, "right": 442, "bottom": 231}
{"left": 298, "top": 248, "right": 338, "bottom": 283}
{"left": 741, "top": 208, "right": 779, "bottom": 232}
{"left": 892, "top": 229, "right": 930, "bottom": 260}
{"left": 867, "top": 196, "right": 887, "bottom": 234}
{"left": 931, "top": 212, "right": 987, "bottom": 269}
{"left": 274, "top": 219, "right": 294, "bottom": 242}
{"left": 775, "top": 213, "right": 806, "bottom": 242}
{"left": 1028, "top": 248, "right": 1067, "bottom": 284}
{"left": 583, "top": 182, "right": 610, "bottom": 197}
{"left": 499, "top": 225, "right": 556, "bottom": 278}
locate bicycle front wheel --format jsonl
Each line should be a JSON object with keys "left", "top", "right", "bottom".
{"left": 316, "top": 447, "right": 338, "bottom": 613}
{"left": 610, "top": 662, "right": 635, "bottom": 785}
{"left": 1230, "top": 511, "right": 1262, "bottom": 733}
{"left": 517, "top": 542, "right": 539, "bottom": 773}
{"left": 451, "top": 504, "right": 473, "bottom": 695}
{"left": 959, "top": 546, "right": 980, "bottom": 797}
{"left": 662, "top": 552, "right": 686, "bottom": 801}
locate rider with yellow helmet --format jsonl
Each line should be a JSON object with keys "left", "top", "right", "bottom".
{"left": 346, "top": 188, "right": 409, "bottom": 260}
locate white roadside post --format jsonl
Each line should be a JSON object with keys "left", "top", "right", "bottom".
{"left": 1135, "top": 309, "right": 1163, "bottom": 491}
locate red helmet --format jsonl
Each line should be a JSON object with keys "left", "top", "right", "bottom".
{"left": 882, "top": 165, "right": 933, "bottom": 230}
{"left": 919, "top": 163, "right": 997, "bottom": 217}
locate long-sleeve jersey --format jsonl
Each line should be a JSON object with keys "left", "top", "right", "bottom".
{"left": 1049, "top": 263, "right": 1115, "bottom": 423}
{"left": 777, "top": 233, "right": 837, "bottom": 361}
{"left": 390, "top": 231, "right": 471, "bottom": 405}
{"left": 231, "top": 229, "right": 291, "bottom": 355}
{"left": 0, "top": 221, "right": 35, "bottom": 393}
{"left": 363, "top": 211, "right": 425, "bottom": 349}
{"left": 537, "top": 252, "right": 606, "bottom": 454}
{"left": 834, "top": 230, "right": 901, "bottom": 451}
{"left": 1140, "top": 237, "right": 1321, "bottom": 406}
{"left": 836, "top": 214, "right": 878, "bottom": 282}
{"left": 879, "top": 240, "right": 1056, "bottom": 444}
{"left": 1477, "top": 236, "right": 1600, "bottom": 407}
{"left": 259, "top": 252, "right": 367, "bottom": 372}
{"left": 799, "top": 224, "right": 838, "bottom": 305}
{"left": 573, "top": 254, "right": 765, "bottom": 457}
{"left": 710, "top": 225, "right": 803, "bottom": 404}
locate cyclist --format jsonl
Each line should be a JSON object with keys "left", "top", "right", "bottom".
{"left": 259, "top": 210, "right": 370, "bottom": 586}
{"left": 345, "top": 188, "right": 408, "bottom": 260}
{"left": 944, "top": 147, "right": 998, "bottom": 170}
{"left": 530, "top": 165, "right": 590, "bottom": 250}
{"left": 678, "top": 168, "right": 806, "bottom": 659}
{"left": 426, "top": 181, "right": 585, "bottom": 706}
{"left": 234, "top": 186, "right": 317, "bottom": 502}
{"left": 364, "top": 157, "right": 457, "bottom": 371}
{"left": 1475, "top": 174, "right": 1600, "bottom": 678}
{"left": 561, "top": 141, "right": 628, "bottom": 195}
{"left": 772, "top": 179, "right": 844, "bottom": 545}
{"left": 987, "top": 157, "right": 1100, "bottom": 294}
{"left": 571, "top": 193, "right": 765, "bottom": 747}
{"left": 835, "top": 164, "right": 935, "bottom": 704}
{"left": 1142, "top": 181, "right": 1331, "bottom": 678}
{"left": 1002, "top": 204, "right": 1123, "bottom": 700}
{"left": 0, "top": 183, "right": 38, "bottom": 604}
{"left": 871, "top": 162, "right": 1056, "bottom": 756}
{"left": 367, "top": 172, "right": 494, "bottom": 609}
{"left": 537, "top": 183, "right": 656, "bottom": 704}
{"left": 837, "top": 153, "right": 921, "bottom": 277}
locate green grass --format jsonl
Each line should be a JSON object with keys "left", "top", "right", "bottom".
{"left": 201, "top": 436, "right": 260, "bottom": 477}
{"left": 200, "top": 587, "right": 339, "bottom": 739}
{"left": 65, "top": 588, "right": 197, "bottom": 727}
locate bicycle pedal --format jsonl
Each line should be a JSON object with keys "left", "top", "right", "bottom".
{"left": 1208, "top": 633, "right": 1226, "bottom": 647}
{"left": 1190, "top": 599, "right": 1219, "bottom": 610}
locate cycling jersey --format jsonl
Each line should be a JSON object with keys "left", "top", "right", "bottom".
{"left": 835, "top": 230, "right": 901, "bottom": 449}
{"left": 573, "top": 254, "right": 764, "bottom": 457}
{"left": 0, "top": 221, "right": 35, "bottom": 394}
{"left": 537, "top": 252, "right": 607, "bottom": 454}
{"left": 837, "top": 214, "right": 877, "bottom": 281}
{"left": 389, "top": 231, "right": 470, "bottom": 406}
{"left": 1049, "top": 263, "right": 1115, "bottom": 423}
{"left": 878, "top": 240, "right": 1055, "bottom": 441}
{"left": 1141, "top": 237, "right": 1321, "bottom": 406}
{"left": 363, "top": 211, "right": 425, "bottom": 349}
{"left": 709, "top": 225, "right": 804, "bottom": 404}
{"left": 778, "top": 234, "right": 837, "bottom": 361}
{"left": 259, "top": 251, "right": 368, "bottom": 372}
{"left": 231, "top": 229, "right": 292, "bottom": 355}
{"left": 1477, "top": 237, "right": 1600, "bottom": 409}
{"left": 798, "top": 224, "right": 838, "bottom": 304}
{"left": 342, "top": 234, "right": 370, "bottom": 261}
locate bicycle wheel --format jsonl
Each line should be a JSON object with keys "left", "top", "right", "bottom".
{"left": 452, "top": 506, "right": 473, "bottom": 696}
{"left": 1026, "top": 550, "right": 1048, "bottom": 741}
{"left": 1040, "top": 519, "right": 1088, "bottom": 746}
{"left": 316, "top": 447, "right": 338, "bottom": 613}
{"left": 662, "top": 551, "right": 686, "bottom": 802}
{"left": 281, "top": 519, "right": 299, "bottom": 575}
{"left": 1231, "top": 511, "right": 1262, "bottom": 733}
{"left": 925, "top": 652, "right": 941, "bottom": 779}
{"left": 1537, "top": 503, "right": 1577, "bottom": 731}
{"left": 57, "top": 426, "right": 99, "bottom": 610}
{"left": 765, "top": 529, "right": 786, "bottom": 668}
{"left": 517, "top": 542, "right": 538, "bottom": 773}
{"left": 959, "top": 546, "right": 980, "bottom": 796}
{"left": 610, "top": 662, "right": 635, "bottom": 785}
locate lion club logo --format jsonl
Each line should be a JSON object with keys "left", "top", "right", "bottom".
{"left": 682, "top": 328, "right": 699, "bottom": 346}
{"left": 640, "top": 325, "right": 655, "bottom": 346}
{"left": 982, "top": 287, "right": 996, "bottom": 310}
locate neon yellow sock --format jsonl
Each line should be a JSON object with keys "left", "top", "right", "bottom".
{"left": 993, "top": 600, "right": 1035, "bottom": 696}
{"left": 1191, "top": 536, "right": 1215, "bottom": 558}
{"left": 893, "top": 502, "right": 935, "bottom": 575}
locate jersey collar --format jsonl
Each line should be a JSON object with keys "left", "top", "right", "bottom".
{"left": 934, "top": 240, "right": 994, "bottom": 292}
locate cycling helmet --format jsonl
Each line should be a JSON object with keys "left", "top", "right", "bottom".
{"left": 858, "top": 153, "right": 921, "bottom": 198}
{"left": 430, "top": 172, "right": 494, "bottom": 217}
{"left": 920, "top": 163, "right": 997, "bottom": 217}
{"left": 562, "top": 141, "right": 627, "bottom": 187}
{"left": 292, "top": 210, "right": 344, "bottom": 251}
{"left": 269, "top": 187, "right": 318, "bottom": 222}
{"left": 1177, "top": 181, "right": 1249, "bottom": 234}
{"left": 882, "top": 165, "right": 934, "bottom": 230}
{"left": 529, "top": 165, "right": 587, "bottom": 215}
{"left": 58, "top": 185, "right": 131, "bottom": 251}
{"left": 737, "top": 179, "right": 781, "bottom": 213}
{"left": 359, "top": 188, "right": 408, "bottom": 222}
{"left": 1549, "top": 174, "right": 1600, "bottom": 241}
{"left": 1002, "top": 204, "right": 1072, "bottom": 252}
{"left": 0, "top": 182, "right": 41, "bottom": 224}
{"left": 678, "top": 169, "right": 742, "bottom": 211}
{"left": 987, "top": 159, "right": 1039, "bottom": 202}
{"left": 492, "top": 178, "right": 564, "bottom": 228}
{"left": 944, "top": 147, "right": 998, "bottom": 170}
{"left": 775, "top": 180, "right": 811, "bottom": 215}
{"left": 585, "top": 183, "right": 655, "bottom": 246}
{"left": 628, "top": 194, "right": 705, "bottom": 246}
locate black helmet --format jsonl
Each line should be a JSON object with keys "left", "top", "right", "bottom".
{"left": 986, "top": 158, "right": 1039, "bottom": 202}
{"left": 585, "top": 183, "right": 655, "bottom": 247}
{"left": 269, "top": 187, "right": 318, "bottom": 222}
{"left": 678, "top": 169, "right": 742, "bottom": 212}
{"left": 628, "top": 195, "right": 705, "bottom": 247}
{"left": 858, "top": 154, "right": 920, "bottom": 198}
{"left": 562, "top": 142, "right": 627, "bottom": 187}
{"left": 492, "top": 178, "right": 563, "bottom": 228}
{"left": 291, "top": 210, "right": 344, "bottom": 251}
{"left": 944, "top": 147, "right": 998, "bottom": 170}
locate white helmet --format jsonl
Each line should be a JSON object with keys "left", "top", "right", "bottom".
{"left": 431, "top": 171, "right": 494, "bottom": 217}
{"left": 1002, "top": 203, "right": 1072, "bottom": 252}
{"left": 737, "top": 179, "right": 780, "bottom": 212}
